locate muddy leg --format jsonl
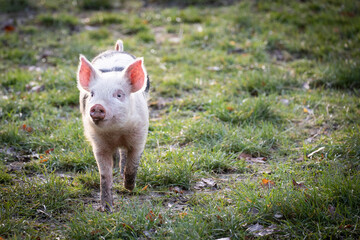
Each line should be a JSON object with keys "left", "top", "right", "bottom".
{"left": 120, "top": 149, "right": 127, "bottom": 178}
{"left": 124, "top": 150, "right": 142, "bottom": 190}
{"left": 113, "top": 149, "right": 120, "bottom": 170}
{"left": 94, "top": 151, "right": 114, "bottom": 212}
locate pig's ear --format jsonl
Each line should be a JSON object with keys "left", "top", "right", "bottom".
{"left": 115, "top": 39, "right": 124, "bottom": 51}
{"left": 124, "top": 58, "right": 147, "bottom": 93}
{"left": 77, "top": 55, "right": 99, "bottom": 92}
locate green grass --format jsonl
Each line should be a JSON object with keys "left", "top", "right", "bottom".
{"left": 1, "top": 0, "right": 360, "bottom": 239}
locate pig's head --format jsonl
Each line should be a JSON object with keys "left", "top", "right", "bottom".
{"left": 77, "top": 55, "right": 147, "bottom": 129}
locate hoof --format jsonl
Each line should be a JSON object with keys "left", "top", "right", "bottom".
{"left": 124, "top": 182, "right": 135, "bottom": 191}
{"left": 97, "top": 204, "right": 113, "bottom": 213}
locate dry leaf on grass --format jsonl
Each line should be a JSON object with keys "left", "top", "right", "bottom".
{"left": 261, "top": 178, "right": 275, "bottom": 188}
{"left": 169, "top": 186, "right": 184, "bottom": 194}
{"left": 194, "top": 178, "right": 218, "bottom": 190}
{"left": 303, "top": 107, "right": 314, "bottom": 114}
{"left": 21, "top": 124, "right": 33, "bottom": 132}
{"left": 292, "top": 179, "right": 307, "bottom": 190}
{"left": 247, "top": 223, "right": 278, "bottom": 237}
{"left": 238, "top": 153, "right": 267, "bottom": 164}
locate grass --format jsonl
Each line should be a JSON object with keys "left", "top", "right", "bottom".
{"left": 0, "top": 0, "right": 360, "bottom": 239}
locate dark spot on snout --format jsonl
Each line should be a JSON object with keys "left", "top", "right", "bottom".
{"left": 82, "top": 93, "right": 88, "bottom": 112}
{"left": 90, "top": 104, "right": 106, "bottom": 124}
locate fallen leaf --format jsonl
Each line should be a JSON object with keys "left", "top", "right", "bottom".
{"left": 340, "top": 11, "right": 355, "bottom": 17}
{"left": 90, "top": 229, "right": 101, "bottom": 235}
{"left": 249, "top": 157, "right": 267, "bottom": 163}
{"left": 247, "top": 223, "right": 277, "bottom": 237}
{"left": 21, "top": 124, "right": 33, "bottom": 132}
{"left": 304, "top": 192, "right": 311, "bottom": 202}
{"left": 170, "top": 186, "right": 183, "bottom": 194}
{"left": 247, "top": 223, "right": 264, "bottom": 233}
{"left": 238, "top": 152, "right": 252, "bottom": 159}
{"left": 238, "top": 153, "right": 267, "bottom": 163}
{"left": 146, "top": 210, "right": 156, "bottom": 222}
{"left": 261, "top": 178, "right": 275, "bottom": 188}
{"left": 193, "top": 181, "right": 206, "bottom": 190}
{"left": 45, "top": 148, "right": 54, "bottom": 154}
{"left": 256, "top": 224, "right": 277, "bottom": 237}
{"left": 226, "top": 106, "right": 234, "bottom": 112}
{"left": 141, "top": 185, "right": 149, "bottom": 191}
{"left": 121, "top": 223, "right": 134, "bottom": 230}
{"left": 158, "top": 213, "right": 164, "bottom": 224}
{"left": 292, "top": 179, "right": 307, "bottom": 190}
{"left": 201, "top": 178, "right": 217, "bottom": 187}
{"left": 194, "top": 178, "right": 218, "bottom": 190}
{"left": 339, "top": 224, "right": 353, "bottom": 229}
{"left": 4, "top": 25, "right": 15, "bottom": 32}
{"left": 303, "top": 107, "right": 314, "bottom": 114}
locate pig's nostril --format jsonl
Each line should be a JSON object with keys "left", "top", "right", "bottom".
{"left": 90, "top": 104, "right": 106, "bottom": 122}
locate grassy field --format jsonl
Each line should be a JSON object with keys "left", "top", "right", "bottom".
{"left": 1, "top": 0, "right": 360, "bottom": 239}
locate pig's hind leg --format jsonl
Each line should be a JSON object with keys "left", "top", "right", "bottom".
{"left": 123, "top": 149, "right": 142, "bottom": 190}
{"left": 120, "top": 149, "right": 127, "bottom": 178}
{"left": 113, "top": 150, "right": 120, "bottom": 170}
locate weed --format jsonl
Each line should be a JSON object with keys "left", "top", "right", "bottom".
{"left": 0, "top": 0, "right": 32, "bottom": 12}
{"left": 79, "top": 0, "right": 112, "bottom": 10}
{"left": 36, "top": 13, "right": 80, "bottom": 28}
{"left": 89, "top": 13, "right": 124, "bottom": 25}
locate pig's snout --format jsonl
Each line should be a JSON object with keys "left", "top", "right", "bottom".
{"left": 90, "top": 104, "right": 106, "bottom": 123}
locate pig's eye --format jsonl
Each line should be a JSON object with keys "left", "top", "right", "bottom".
{"left": 113, "top": 90, "right": 125, "bottom": 101}
{"left": 91, "top": 91, "right": 94, "bottom": 97}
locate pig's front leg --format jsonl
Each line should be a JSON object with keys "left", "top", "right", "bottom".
{"left": 94, "top": 150, "right": 114, "bottom": 212}
{"left": 123, "top": 149, "right": 142, "bottom": 190}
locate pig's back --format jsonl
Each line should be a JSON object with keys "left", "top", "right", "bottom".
{"left": 91, "top": 50, "right": 136, "bottom": 73}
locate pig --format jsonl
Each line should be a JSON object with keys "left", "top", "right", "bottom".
{"left": 77, "top": 39, "right": 149, "bottom": 212}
